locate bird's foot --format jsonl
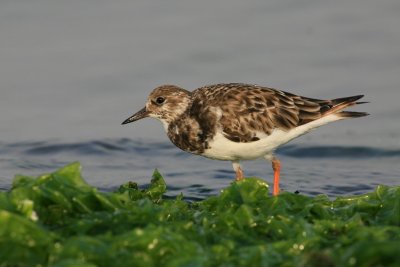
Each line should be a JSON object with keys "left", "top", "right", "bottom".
{"left": 235, "top": 166, "right": 244, "bottom": 181}
{"left": 272, "top": 158, "right": 281, "bottom": 196}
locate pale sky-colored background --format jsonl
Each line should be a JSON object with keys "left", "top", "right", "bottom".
{"left": 1, "top": 0, "right": 399, "bottom": 148}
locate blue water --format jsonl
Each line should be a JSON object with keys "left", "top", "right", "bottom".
{"left": 1, "top": 0, "right": 399, "bottom": 198}
{"left": 1, "top": 139, "right": 399, "bottom": 200}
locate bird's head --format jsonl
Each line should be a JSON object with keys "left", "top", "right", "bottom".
{"left": 122, "top": 85, "right": 191, "bottom": 128}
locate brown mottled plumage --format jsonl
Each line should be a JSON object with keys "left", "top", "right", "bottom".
{"left": 122, "top": 83, "right": 368, "bottom": 195}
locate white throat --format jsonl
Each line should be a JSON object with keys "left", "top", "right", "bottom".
{"left": 159, "top": 119, "right": 170, "bottom": 133}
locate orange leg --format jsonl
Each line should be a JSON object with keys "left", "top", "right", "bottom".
{"left": 232, "top": 161, "right": 244, "bottom": 181}
{"left": 272, "top": 158, "right": 281, "bottom": 196}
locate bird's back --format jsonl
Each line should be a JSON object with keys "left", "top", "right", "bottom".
{"left": 190, "top": 83, "right": 367, "bottom": 143}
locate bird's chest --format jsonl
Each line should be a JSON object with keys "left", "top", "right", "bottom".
{"left": 166, "top": 119, "right": 207, "bottom": 154}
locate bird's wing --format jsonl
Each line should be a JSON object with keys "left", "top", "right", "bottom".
{"left": 194, "top": 83, "right": 329, "bottom": 143}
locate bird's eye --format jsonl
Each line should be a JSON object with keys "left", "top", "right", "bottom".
{"left": 156, "top": 97, "right": 165, "bottom": 104}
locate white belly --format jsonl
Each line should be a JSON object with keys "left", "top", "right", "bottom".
{"left": 202, "top": 130, "right": 283, "bottom": 160}
{"left": 202, "top": 114, "right": 341, "bottom": 161}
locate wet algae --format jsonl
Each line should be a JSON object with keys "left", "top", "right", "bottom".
{"left": 0, "top": 163, "right": 399, "bottom": 266}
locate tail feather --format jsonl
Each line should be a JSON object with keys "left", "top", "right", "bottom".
{"left": 337, "top": 111, "right": 369, "bottom": 118}
{"left": 322, "top": 95, "right": 368, "bottom": 117}
{"left": 331, "top": 95, "right": 364, "bottom": 105}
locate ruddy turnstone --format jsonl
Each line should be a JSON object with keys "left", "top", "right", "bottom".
{"left": 122, "top": 83, "right": 368, "bottom": 196}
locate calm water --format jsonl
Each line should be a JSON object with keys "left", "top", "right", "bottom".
{"left": 1, "top": 0, "right": 399, "bottom": 199}
{"left": 0, "top": 139, "right": 399, "bottom": 200}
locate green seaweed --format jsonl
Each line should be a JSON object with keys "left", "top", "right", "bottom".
{"left": 0, "top": 162, "right": 399, "bottom": 266}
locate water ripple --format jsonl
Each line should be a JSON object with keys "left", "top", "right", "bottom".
{"left": 1, "top": 139, "right": 399, "bottom": 198}
{"left": 278, "top": 145, "right": 400, "bottom": 158}
{"left": 1, "top": 139, "right": 398, "bottom": 159}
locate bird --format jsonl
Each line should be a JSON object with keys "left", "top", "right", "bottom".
{"left": 122, "top": 83, "right": 368, "bottom": 196}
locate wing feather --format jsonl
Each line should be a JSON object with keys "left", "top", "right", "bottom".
{"left": 192, "top": 83, "right": 352, "bottom": 143}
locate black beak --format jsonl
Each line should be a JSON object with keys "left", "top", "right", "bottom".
{"left": 121, "top": 107, "right": 149, "bottom": 125}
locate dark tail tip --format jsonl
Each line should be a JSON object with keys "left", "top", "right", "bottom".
{"left": 337, "top": 111, "right": 369, "bottom": 118}
{"left": 332, "top": 95, "right": 365, "bottom": 105}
